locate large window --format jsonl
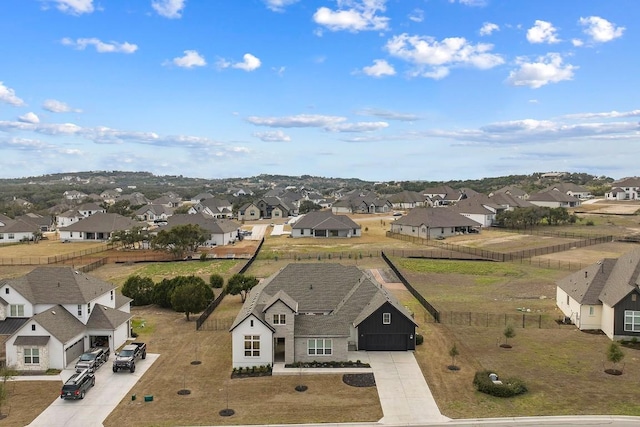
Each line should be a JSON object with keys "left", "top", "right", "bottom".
{"left": 624, "top": 310, "right": 640, "bottom": 332}
{"left": 10, "top": 304, "right": 24, "bottom": 317}
{"left": 244, "top": 335, "right": 260, "bottom": 357}
{"left": 308, "top": 339, "right": 332, "bottom": 356}
{"left": 24, "top": 348, "right": 40, "bottom": 364}
{"left": 273, "top": 314, "right": 286, "bottom": 325}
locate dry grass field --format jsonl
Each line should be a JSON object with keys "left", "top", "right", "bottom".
{"left": 0, "top": 239, "right": 108, "bottom": 258}
{"left": 0, "top": 381, "right": 60, "bottom": 427}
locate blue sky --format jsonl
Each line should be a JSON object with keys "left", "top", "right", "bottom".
{"left": 0, "top": 0, "right": 637, "bottom": 182}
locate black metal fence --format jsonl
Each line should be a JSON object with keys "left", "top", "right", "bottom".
{"left": 196, "top": 238, "right": 265, "bottom": 330}
{"left": 436, "top": 311, "right": 558, "bottom": 329}
{"left": 381, "top": 251, "right": 440, "bottom": 322}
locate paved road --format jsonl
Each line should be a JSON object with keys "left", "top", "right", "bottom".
{"left": 28, "top": 354, "right": 159, "bottom": 427}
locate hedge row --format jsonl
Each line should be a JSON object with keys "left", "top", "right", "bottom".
{"left": 473, "top": 370, "right": 527, "bottom": 398}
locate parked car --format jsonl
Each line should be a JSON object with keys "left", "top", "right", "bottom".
{"left": 60, "top": 369, "right": 95, "bottom": 400}
{"left": 75, "top": 347, "right": 110, "bottom": 373}
{"left": 113, "top": 342, "right": 147, "bottom": 373}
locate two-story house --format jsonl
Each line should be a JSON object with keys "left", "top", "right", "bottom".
{"left": 0, "top": 267, "right": 132, "bottom": 371}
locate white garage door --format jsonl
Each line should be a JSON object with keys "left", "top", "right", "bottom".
{"left": 65, "top": 338, "right": 84, "bottom": 365}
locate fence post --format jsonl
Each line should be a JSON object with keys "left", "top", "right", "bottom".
{"left": 522, "top": 313, "right": 525, "bottom": 328}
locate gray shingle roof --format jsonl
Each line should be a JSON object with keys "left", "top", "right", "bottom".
{"left": 86, "top": 304, "right": 132, "bottom": 329}
{"left": 14, "top": 336, "right": 50, "bottom": 346}
{"left": 600, "top": 248, "right": 640, "bottom": 307}
{"left": 230, "top": 264, "right": 415, "bottom": 337}
{"left": 60, "top": 213, "right": 145, "bottom": 232}
{"left": 292, "top": 211, "right": 360, "bottom": 231}
{"left": 393, "top": 207, "right": 481, "bottom": 228}
{"left": 557, "top": 258, "right": 617, "bottom": 304}
{"left": 32, "top": 305, "right": 86, "bottom": 344}
{"left": 2, "top": 266, "right": 116, "bottom": 305}
{"left": 528, "top": 191, "right": 580, "bottom": 203}
{"left": 161, "top": 213, "right": 240, "bottom": 234}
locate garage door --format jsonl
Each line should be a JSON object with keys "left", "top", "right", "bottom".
{"left": 364, "top": 334, "right": 407, "bottom": 351}
{"left": 65, "top": 338, "right": 84, "bottom": 365}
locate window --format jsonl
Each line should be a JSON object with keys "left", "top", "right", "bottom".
{"left": 4, "top": 287, "right": 8, "bottom": 294}
{"left": 566, "top": 295, "right": 570, "bottom": 305}
{"left": 383, "top": 312, "right": 392, "bottom": 324}
{"left": 308, "top": 339, "right": 332, "bottom": 356}
{"left": 8, "top": 233, "right": 14, "bottom": 239}
{"left": 589, "top": 306, "right": 595, "bottom": 316}
{"left": 0, "top": 234, "right": 4, "bottom": 240}
{"left": 77, "top": 305, "right": 82, "bottom": 316}
{"left": 111, "top": 290, "right": 114, "bottom": 301}
{"left": 10, "top": 304, "right": 24, "bottom": 317}
{"left": 250, "top": 319, "right": 254, "bottom": 327}
{"left": 633, "top": 294, "right": 638, "bottom": 302}
{"left": 624, "top": 310, "right": 640, "bottom": 332}
{"left": 24, "top": 348, "right": 40, "bottom": 364}
{"left": 273, "top": 314, "right": 286, "bottom": 325}
{"left": 31, "top": 324, "right": 36, "bottom": 331}
{"left": 244, "top": 335, "right": 260, "bottom": 357}
{"left": 87, "top": 303, "right": 91, "bottom": 315}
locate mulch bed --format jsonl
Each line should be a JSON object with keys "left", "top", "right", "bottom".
{"left": 342, "top": 373, "right": 376, "bottom": 387}
{"left": 621, "top": 341, "right": 640, "bottom": 350}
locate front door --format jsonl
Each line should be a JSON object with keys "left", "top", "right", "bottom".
{"left": 274, "top": 337, "right": 285, "bottom": 362}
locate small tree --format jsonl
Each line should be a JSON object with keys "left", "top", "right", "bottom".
{"left": 170, "top": 276, "right": 213, "bottom": 321}
{"left": 606, "top": 342, "right": 625, "bottom": 374}
{"left": 449, "top": 344, "right": 460, "bottom": 369}
{"left": 503, "top": 324, "right": 515, "bottom": 347}
{"left": 226, "top": 274, "right": 259, "bottom": 302}
{"left": 153, "top": 278, "right": 179, "bottom": 308}
{"left": 0, "top": 366, "right": 16, "bottom": 418}
{"left": 209, "top": 274, "right": 224, "bottom": 289}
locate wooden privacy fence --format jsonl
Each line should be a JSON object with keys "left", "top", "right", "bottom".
{"left": 197, "top": 316, "right": 235, "bottom": 331}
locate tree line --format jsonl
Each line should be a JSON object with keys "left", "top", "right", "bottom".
{"left": 495, "top": 207, "right": 578, "bottom": 229}
{"left": 122, "top": 272, "right": 259, "bottom": 320}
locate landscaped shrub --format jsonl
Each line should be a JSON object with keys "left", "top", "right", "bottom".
{"left": 415, "top": 334, "right": 424, "bottom": 345}
{"left": 586, "top": 220, "right": 595, "bottom": 226}
{"left": 209, "top": 274, "right": 224, "bottom": 289}
{"left": 473, "top": 370, "right": 527, "bottom": 397}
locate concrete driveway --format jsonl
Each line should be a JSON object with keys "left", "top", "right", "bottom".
{"left": 246, "top": 224, "right": 268, "bottom": 241}
{"left": 28, "top": 353, "right": 159, "bottom": 427}
{"left": 367, "top": 351, "right": 449, "bottom": 424}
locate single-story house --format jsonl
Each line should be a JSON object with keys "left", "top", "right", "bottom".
{"left": 387, "top": 191, "right": 426, "bottom": 210}
{"left": 528, "top": 190, "right": 581, "bottom": 208}
{"left": 0, "top": 266, "right": 132, "bottom": 371}
{"left": 390, "top": 207, "right": 481, "bottom": 239}
{"left": 291, "top": 211, "right": 361, "bottom": 238}
{"left": 556, "top": 247, "right": 640, "bottom": 340}
{"left": 58, "top": 213, "right": 146, "bottom": 242}
{"left": 0, "top": 214, "right": 39, "bottom": 244}
{"left": 135, "top": 204, "right": 173, "bottom": 223}
{"left": 229, "top": 263, "right": 417, "bottom": 368}
{"left": 157, "top": 213, "right": 240, "bottom": 246}
{"left": 542, "top": 183, "right": 591, "bottom": 200}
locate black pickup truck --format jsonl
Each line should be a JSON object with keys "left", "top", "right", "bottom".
{"left": 113, "top": 342, "right": 146, "bottom": 373}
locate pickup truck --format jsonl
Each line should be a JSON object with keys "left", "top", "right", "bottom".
{"left": 75, "top": 347, "right": 110, "bottom": 373}
{"left": 113, "top": 342, "right": 146, "bottom": 373}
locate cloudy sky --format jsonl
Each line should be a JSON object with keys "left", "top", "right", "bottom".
{"left": 0, "top": 0, "right": 637, "bottom": 181}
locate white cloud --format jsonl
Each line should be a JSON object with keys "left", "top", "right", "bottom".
{"left": 362, "top": 59, "right": 395, "bottom": 77}
{"left": 253, "top": 130, "right": 291, "bottom": 142}
{"left": 479, "top": 22, "right": 499, "bottom": 36}
{"left": 408, "top": 9, "right": 424, "bottom": 23}
{"left": 246, "top": 113, "right": 388, "bottom": 133}
{"left": 18, "top": 112, "right": 40, "bottom": 124}
{"left": 355, "top": 108, "right": 420, "bottom": 121}
{"left": 449, "top": 0, "right": 487, "bottom": 6}
{"left": 313, "top": 0, "right": 389, "bottom": 33}
{"left": 43, "top": 99, "right": 82, "bottom": 113}
{"left": 232, "top": 54, "right": 261, "bottom": 71}
{"left": 0, "top": 82, "right": 25, "bottom": 106}
{"left": 152, "top": 0, "right": 186, "bottom": 19}
{"left": 571, "top": 38, "right": 584, "bottom": 47}
{"left": 579, "top": 16, "right": 625, "bottom": 43}
{"left": 263, "top": 0, "right": 299, "bottom": 12}
{"left": 506, "top": 53, "right": 576, "bottom": 89}
{"left": 526, "top": 20, "right": 560, "bottom": 44}
{"left": 61, "top": 37, "right": 138, "bottom": 53}
{"left": 47, "top": 0, "right": 94, "bottom": 15}
{"left": 171, "top": 50, "right": 206, "bottom": 68}
{"left": 0, "top": 136, "right": 82, "bottom": 154}
{"left": 561, "top": 110, "right": 640, "bottom": 120}
{"left": 385, "top": 33, "right": 504, "bottom": 79}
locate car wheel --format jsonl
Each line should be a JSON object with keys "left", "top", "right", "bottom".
{"left": 130, "top": 363, "right": 135, "bottom": 373}
{"left": 80, "top": 391, "right": 85, "bottom": 399}
{"left": 113, "top": 366, "right": 117, "bottom": 373}
{"left": 91, "top": 378, "right": 95, "bottom": 387}
{"left": 142, "top": 351, "right": 146, "bottom": 360}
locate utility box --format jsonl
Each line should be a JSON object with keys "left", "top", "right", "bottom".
{"left": 144, "top": 395, "right": 154, "bottom": 402}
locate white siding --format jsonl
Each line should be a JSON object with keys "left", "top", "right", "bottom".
{"left": 578, "top": 305, "right": 602, "bottom": 330}
{"left": 231, "top": 315, "right": 273, "bottom": 368}
{"left": 601, "top": 304, "right": 615, "bottom": 339}
{"left": 555, "top": 288, "right": 582, "bottom": 325}
{"left": 2, "top": 287, "right": 35, "bottom": 317}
